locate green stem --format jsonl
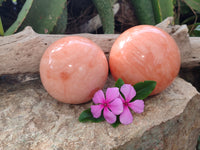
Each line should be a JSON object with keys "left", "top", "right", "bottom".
{"left": 0, "top": 17, "right": 4, "bottom": 36}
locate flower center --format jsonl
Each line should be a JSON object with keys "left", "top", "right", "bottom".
{"left": 103, "top": 101, "right": 109, "bottom": 108}
{"left": 124, "top": 101, "right": 129, "bottom": 106}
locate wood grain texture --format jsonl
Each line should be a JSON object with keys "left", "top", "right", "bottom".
{"left": 0, "top": 27, "right": 118, "bottom": 75}
{"left": 0, "top": 17, "right": 199, "bottom": 76}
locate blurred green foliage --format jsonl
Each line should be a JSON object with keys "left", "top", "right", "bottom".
{"left": 4, "top": 0, "right": 33, "bottom": 35}
{"left": 130, "top": 0, "right": 174, "bottom": 25}
{"left": 184, "top": 0, "right": 200, "bottom": 13}
{"left": 0, "top": 17, "right": 4, "bottom": 35}
{"left": 0, "top": 0, "right": 200, "bottom": 36}
{"left": 19, "top": 0, "right": 67, "bottom": 34}
{"left": 91, "top": 0, "right": 114, "bottom": 33}
{"left": 197, "top": 135, "right": 200, "bottom": 150}
{"left": 174, "top": 0, "right": 200, "bottom": 36}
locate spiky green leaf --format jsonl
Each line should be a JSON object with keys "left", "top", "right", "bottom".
{"left": 184, "top": 0, "right": 200, "bottom": 13}
{"left": 151, "top": 0, "right": 162, "bottom": 24}
{"left": 20, "top": 0, "right": 67, "bottom": 34}
{"left": 4, "top": 0, "right": 33, "bottom": 35}
{"left": 92, "top": 0, "right": 114, "bottom": 33}
{"left": 0, "top": 17, "right": 4, "bottom": 36}
{"left": 51, "top": 2, "right": 68, "bottom": 34}
{"left": 159, "top": 0, "right": 174, "bottom": 20}
{"left": 130, "top": 0, "right": 174, "bottom": 25}
{"left": 0, "top": 0, "right": 4, "bottom": 5}
{"left": 130, "top": 0, "right": 156, "bottom": 25}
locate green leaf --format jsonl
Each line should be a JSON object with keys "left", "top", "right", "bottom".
{"left": 4, "top": 0, "right": 33, "bottom": 35}
{"left": 0, "top": 0, "right": 5, "bottom": 6}
{"left": 51, "top": 1, "right": 67, "bottom": 34}
{"left": 133, "top": 81, "right": 156, "bottom": 100}
{"left": 79, "top": 108, "right": 105, "bottom": 123}
{"left": 158, "top": 0, "right": 174, "bottom": 20}
{"left": 0, "top": 17, "right": 4, "bottom": 36}
{"left": 191, "top": 24, "right": 200, "bottom": 36}
{"left": 20, "top": 0, "right": 67, "bottom": 34}
{"left": 151, "top": 0, "right": 174, "bottom": 24}
{"left": 111, "top": 116, "right": 121, "bottom": 128}
{"left": 151, "top": 0, "right": 162, "bottom": 24}
{"left": 197, "top": 135, "right": 200, "bottom": 150}
{"left": 115, "top": 78, "right": 125, "bottom": 99}
{"left": 91, "top": 0, "right": 114, "bottom": 33}
{"left": 12, "top": 0, "right": 17, "bottom": 5}
{"left": 115, "top": 78, "right": 125, "bottom": 88}
{"left": 181, "top": 15, "right": 196, "bottom": 24}
{"left": 130, "top": 0, "right": 156, "bottom": 25}
{"left": 180, "top": 1, "right": 192, "bottom": 15}
{"left": 130, "top": 0, "right": 174, "bottom": 25}
{"left": 183, "top": 0, "right": 200, "bottom": 13}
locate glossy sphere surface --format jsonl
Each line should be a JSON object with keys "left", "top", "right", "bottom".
{"left": 109, "top": 25, "right": 181, "bottom": 95}
{"left": 40, "top": 36, "right": 108, "bottom": 104}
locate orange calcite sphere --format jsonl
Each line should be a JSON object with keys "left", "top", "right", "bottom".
{"left": 40, "top": 36, "right": 108, "bottom": 104}
{"left": 109, "top": 25, "right": 181, "bottom": 95}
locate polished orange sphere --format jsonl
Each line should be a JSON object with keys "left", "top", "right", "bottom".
{"left": 40, "top": 36, "right": 108, "bottom": 104}
{"left": 109, "top": 25, "right": 181, "bottom": 95}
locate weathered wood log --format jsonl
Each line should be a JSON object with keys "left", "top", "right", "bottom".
{"left": 0, "top": 17, "right": 200, "bottom": 76}
{"left": 182, "top": 37, "right": 200, "bottom": 68}
{"left": 0, "top": 75, "right": 199, "bottom": 149}
{"left": 0, "top": 27, "right": 118, "bottom": 75}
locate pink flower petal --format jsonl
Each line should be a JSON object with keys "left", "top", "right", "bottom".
{"left": 109, "top": 98, "right": 123, "bottom": 115}
{"left": 92, "top": 90, "right": 105, "bottom": 104}
{"left": 91, "top": 104, "right": 104, "bottom": 118}
{"left": 106, "top": 87, "right": 120, "bottom": 102}
{"left": 119, "top": 95, "right": 125, "bottom": 103}
{"left": 128, "top": 100, "right": 144, "bottom": 114}
{"left": 120, "top": 84, "right": 136, "bottom": 102}
{"left": 103, "top": 107, "right": 116, "bottom": 124}
{"left": 119, "top": 106, "right": 133, "bottom": 125}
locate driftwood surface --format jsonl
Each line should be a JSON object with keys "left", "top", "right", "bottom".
{"left": 0, "top": 27, "right": 118, "bottom": 75}
{"left": 0, "top": 17, "right": 200, "bottom": 76}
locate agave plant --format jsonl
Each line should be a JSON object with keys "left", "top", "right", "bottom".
{"left": 0, "top": 0, "right": 68, "bottom": 35}
{"left": 0, "top": 0, "right": 200, "bottom": 36}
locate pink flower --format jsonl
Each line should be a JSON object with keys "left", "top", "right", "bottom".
{"left": 119, "top": 84, "right": 144, "bottom": 125}
{"left": 91, "top": 88, "right": 123, "bottom": 124}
